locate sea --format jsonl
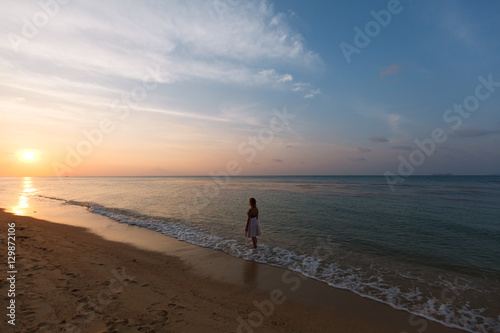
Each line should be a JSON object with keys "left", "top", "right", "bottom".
{"left": 1, "top": 176, "right": 499, "bottom": 333}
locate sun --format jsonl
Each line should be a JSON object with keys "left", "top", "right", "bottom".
{"left": 21, "top": 151, "right": 36, "bottom": 161}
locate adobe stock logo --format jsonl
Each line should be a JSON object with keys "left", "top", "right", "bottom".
{"left": 385, "top": 74, "right": 499, "bottom": 191}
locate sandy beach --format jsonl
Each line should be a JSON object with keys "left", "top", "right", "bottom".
{"left": 0, "top": 208, "right": 466, "bottom": 333}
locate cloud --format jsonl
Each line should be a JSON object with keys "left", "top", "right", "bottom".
{"left": 134, "top": 106, "right": 231, "bottom": 123}
{"left": 369, "top": 136, "right": 389, "bottom": 143}
{"left": 454, "top": 129, "right": 499, "bottom": 138}
{"left": 292, "top": 82, "right": 320, "bottom": 98}
{"left": 349, "top": 157, "right": 366, "bottom": 162}
{"left": 437, "top": 3, "right": 481, "bottom": 52}
{"left": 387, "top": 114, "right": 401, "bottom": 132}
{"left": 380, "top": 64, "right": 401, "bottom": 78}
{"left": 277, "top": 74, "right": 293, "bottom": 83}
{"left": 391, "top": 145, "right": 413, "bottom": 151}
{"left": 304, "top": 88, "right": 320, "bottom": 99}
{"left": 272, "top": 159, "right": 283, "bottom": 163}
{"left": 0, "top": 1, "right": 321, "bottom": 92}
{"left": 292, "top": 82, "right": 309, "bottom": 92}
{"left": 353, "top": 102, "right": 407, "bottom": 135}
{"left": 357, "top": 147, "right": 372, "bottom": 153}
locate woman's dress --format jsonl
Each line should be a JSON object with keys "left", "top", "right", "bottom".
{"left": 245, "top": 214, "right": 261, "bottom": 238}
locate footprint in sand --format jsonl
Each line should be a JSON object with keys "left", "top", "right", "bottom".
{"left": 150, "top": 309, "right": 169, "bottom": 326}
{"left": 175, "top": 316, "right": 186, "bottom": 326}
{"left": 167, "top": 303, "right": 185, "bottom": 310}
{"left": 144, "top": 302, "right": 173, "bottom": 329}
{"left": 36, "top": 321, "right": 56, "bottom": 330}
{"left": 30, "top": 265, "right": 44, "bottom": 271}
{"left": 56, "top": 285, "right": 70, "bottom": 291}
{"left": 105, "top": 317, "right": 131, "bottom": 332}
{"left": 146, "top": 302, "right": 161, "bottom": 308}
{"left": 166, "top": 302, "right": 187, "bottom": 327}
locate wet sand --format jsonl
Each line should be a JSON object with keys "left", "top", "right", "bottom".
{"left": 0, "top": 208, "right": 466, "bottom": 332}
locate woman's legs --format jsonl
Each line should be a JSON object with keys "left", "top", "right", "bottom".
{"left": 252, "top": 237, "right": 257, "bottom": 248}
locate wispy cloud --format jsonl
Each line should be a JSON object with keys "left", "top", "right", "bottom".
{"left": 391, "top": 145, "right": 413, "bottom": 151}
{"left": 369, "top": 136, "right": 389, "bottom": 143}
{"left": 304, "top": 88, "right": 321, "bottom": 99}
{"left": 133, "top": 106, "right": 231, "bottom": 123}
{"left": 292, "top": 82, "right": 321, "bottom": 98}
{"left": 438, "top": 3, "right": 477, "bottom": 51}
{"left": 380, "top": 64, "right": 401, "bottom": 78}
{"left": 454, "top": 129, "right": 499, "bottom": 138}
{"left": 353, "top": 102, "right": 407, "bottom": 136}
{"left": 1, "top": 1, "right": 321, "bottom": 92}
{"left": 387, "top": 114, "right": 401, "bottom": 132}
{"left": 277, "top": 74, "right": 293, "bottom": 83}
{"left": 0, "top": 0, "right": 324, "bottom": 139}
{"left": 357, "top": 147, "right": 372, "bottom": 153}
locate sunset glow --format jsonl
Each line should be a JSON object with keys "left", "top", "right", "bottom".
{"left": 0, "top": 1, "right": 499, "bottom": 177}
{"left": 22, "top": 151, "right": 36, "bottom": 161}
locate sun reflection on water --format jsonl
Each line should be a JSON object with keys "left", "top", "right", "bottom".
{"left": 12, "top": 177, "right": 37, "bottom": 215}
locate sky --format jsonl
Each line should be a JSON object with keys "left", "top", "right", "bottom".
{"left": 1, "top": 0, "right": 499, "bottom": 177}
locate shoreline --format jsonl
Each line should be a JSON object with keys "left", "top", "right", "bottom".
{"left": 0, "top": 208, "right": 466, "bottom": 332}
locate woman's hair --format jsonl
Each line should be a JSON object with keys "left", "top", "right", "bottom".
{"left": 249, "top": 197, "right": 257, "bottom": 207}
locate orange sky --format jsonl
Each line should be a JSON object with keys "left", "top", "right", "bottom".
{"left": 2, "top": 1, "right": 499, "bottom": 177}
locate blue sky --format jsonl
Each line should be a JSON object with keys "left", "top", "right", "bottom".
{"left": 1, "top": 0, "right": 499, "bottom": 176}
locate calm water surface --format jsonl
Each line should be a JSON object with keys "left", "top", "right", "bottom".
{"left": 1, "top": 176, "right": 499, "bottom": 332}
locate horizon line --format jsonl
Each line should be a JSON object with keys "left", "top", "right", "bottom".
{"left": 2, "top": 174, "right": 499, "bottom": 178}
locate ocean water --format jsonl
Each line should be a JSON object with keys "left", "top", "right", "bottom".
{"left": 1, "top": 176, "right": 499, "bottom": 332}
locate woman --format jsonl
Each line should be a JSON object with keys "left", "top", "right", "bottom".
{"left": 245, "top": 197, "right": 261, "bottom": 248}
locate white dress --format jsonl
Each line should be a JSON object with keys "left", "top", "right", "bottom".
{"left": 245, "top": 215, "right": 261, "bottom": 238}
